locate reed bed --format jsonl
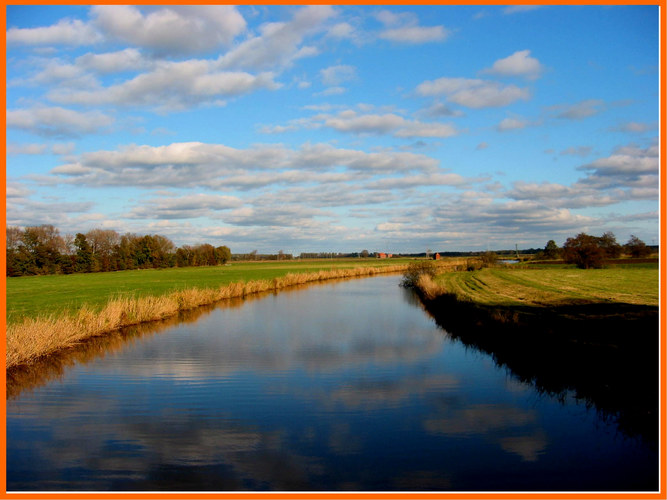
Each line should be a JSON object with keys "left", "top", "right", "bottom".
{"left": 7, "top": 264, "right": 408, "bottom": 369}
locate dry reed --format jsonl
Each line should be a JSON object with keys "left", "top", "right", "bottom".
{"left": 7, "top": 264, "right": 409, "bottom": 369}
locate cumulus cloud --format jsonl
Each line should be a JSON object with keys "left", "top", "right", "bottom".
{"left": 6, "top": 106, "right": 114, "bottom": 137}
{"left": 315, "top": 109, "right": 459, "bottom": 138}
{"left": 483, "top": 50, "right": 544, "bottom": 80}
{"left": 508, "top": 144, "right": 659, "bottom": 208}
{"left": 46, "top": 141, "right": 441, "bottom": 189}
{"left": 549, "top": 99, "right": 605, "bottom": 120}
{"left": 127, "top": 194, "right": 243, "bottom": 220}
{"left": 417, "top": 101, "right": 464, "bottom": 118}
{"left": 320, "top": 65, "right": 357, "bottom": 86}
{"left": 6, "top": 143, "right": 48, "bottom": 155}
{"left": 225, "top": 204, "right": 330, "bottom": 228}
{"left": 7, "top": 142, "right": 75, "bottom": 156}
{"left": 497, "top": 116, "right": 533, "bottom": 132}
{"left": 416, "top": 77, "right": 530, "bottom": 108}
{"left": 217, "top": 5, "right": 335, "bottom": 71}
{"left": 49, "top": 60, "right": 280, "bottom": 112}
{"left": 29, "top": 59, "right": 93, "bottom": 87}
{"left": 503, "top": 6, "right": 543, "bottom": 15}
{"left": 578, "top": 143, "right": 658, "bottom": 177}
{"left": 6, "top": 18, "right": 102, "bottom": 46}
{"left": 91, "top": 5, "right": 246, "bottom": 56}
{"left": 365, "top": 172, "right": 476, "bottom": 190}
{"left": 76, "top": 48, "right": 150, "bottom": 74}
{"left": 611, "top": 121, "right": 657, "bottom": 133}
{"left": 376, "top": 9, "right": 450, "bottom": 44}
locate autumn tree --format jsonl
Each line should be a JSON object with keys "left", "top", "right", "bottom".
{"left": 624, "top": 235, "right": 651, "bottom": 258}
{"left": 74, "top": 233, "right": 94, "bottom": 273}
{"left": 562, "top": 232, "right": 622, "bottom": 269}
{"left": 216, "top": 245, "right": 232, "bottom": 264}
{"left": 86, "top": 229, "right": 120, "bottom": 272}
{"left": 543, "top": 240, "right": 561, "bottom": 260}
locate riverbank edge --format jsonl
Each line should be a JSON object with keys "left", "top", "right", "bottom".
{"left": 411, "top": 273, "right": 659, "bottom": 444}
{"left": 412, "top": 272, "right": 659, "bottom": 336}
{"left": 7, "top": 265, "right": 409, "bottom": 370}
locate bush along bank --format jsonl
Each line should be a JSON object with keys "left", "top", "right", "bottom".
{"left": 7, "top": 265, "right": 408, "bottom": 370}
{"left": 409, "top": 273, "right": 659, "bottom": 447}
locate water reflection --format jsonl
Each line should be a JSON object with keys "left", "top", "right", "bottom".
{"left": 7, "top": 276, "right": 659, "bottom": 491}
{"left": 415, "top": 289, "right": 659, "bottom": 447}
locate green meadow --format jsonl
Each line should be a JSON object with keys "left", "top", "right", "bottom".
{"left": 432, "top": 264, "right": 659, "bottom": 308}
{"left": 7, "top": 258, "right": 413, "bottom": 323}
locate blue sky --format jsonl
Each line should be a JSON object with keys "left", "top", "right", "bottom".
{"left": 6, "top": 5, "right": 660, "bottom": 254}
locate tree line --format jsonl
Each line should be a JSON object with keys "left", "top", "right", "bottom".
{"left": 536, "top": 232, "right": 653, "bottom": 269}
{"left": 6, "top": 225, "right": 231, "bottom": 277}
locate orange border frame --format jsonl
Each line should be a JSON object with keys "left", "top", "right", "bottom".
{"left": 1, "top": 1, "right": 665, "bottom": 499}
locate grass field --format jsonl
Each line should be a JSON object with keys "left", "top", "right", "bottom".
{"left": 431, "top": 264, "right": 659, "bottom": 308}
{"left": 6, "top": 258, "right": 414, "bottom": 323}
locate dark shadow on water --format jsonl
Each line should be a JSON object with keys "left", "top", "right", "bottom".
{"left": 413, "top": 290, "right": 660, "bottom": 448}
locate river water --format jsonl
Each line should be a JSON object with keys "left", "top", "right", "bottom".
{"left": 6, "top": 275, "right": 658, "bottom": 491}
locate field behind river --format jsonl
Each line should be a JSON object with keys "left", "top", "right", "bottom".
{"left": 7, "top": 258, "right": 416, "bottom": 324}
{"left": 432, "top": 263, "right": 659, "bottom": 309}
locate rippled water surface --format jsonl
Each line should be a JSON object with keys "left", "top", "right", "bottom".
{"left": 7, "top": 275, "right": 658, "bottom": 491}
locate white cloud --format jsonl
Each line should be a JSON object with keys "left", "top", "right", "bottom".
{"left": 217, "top": 5, "right": 335, "bottom": 71}
{"left": 127, "top": 194, "right": 243, "bottom": 220}
{"left": 380, "top": 25, "right": 449, "bottom": 44}
{"left": 578, "top": 143, "right": 658, "bottom": 177}
{"left": 7, "top": 142, "right": 75, "bottom": 156}
{"left": 6, "top": 143, "right": 48, "bottom": 155}
{"left": 30, "top": 60, "right": 91, "bottom": 86}
{"left": 76, "top": 48, "right": 150, "bottom": 74}
{"left": 46, "top": 141, "right": 441, "bottom": 189}
{"left": 366, "top": 172, "right": 475, "bottom": 189}
{"left": 507, "top": 144, "right": 659, "bottom": 208}
{"left": 7, "top": 18, "right": 102, "bottom": 46}
{"left": 483, "top": 50, "right": 543, "bottom": 80}
{"left": 612, "top": 121, "right": 657, "bottom": 133}
{"left": 321, "top": 110, "right": 459, "bottom": 138}
{"left": 550, "top": 99, "right": 605, "bottom": 120}
{"left": 503, "top": 6, "right": 544, "bottom": 15}
{"left": 327, "top": 22, "right": 356, "bottom": 40}
{"left": 416, "top": 77, "right": 530, "bottom": 108}
{"left": 225, "top": 204, "right": 330, "bottom": 228}
{"left": 497, "top": 116, "right": 532, "bottom": 132}
{"left": 49, "top": 60, "right": 280, "bottom": 112}
{"left": 320, "top": 65, "right": 357, "bottom": 86}
{"left": 91, "top": 5, "right": 246, "bottom": 56}
{"left": 417, "top": 101, "right": 464, "bottom": 118}
{"left": 6, "top": 106, "right": 114, "bottom": 137}
{"left": 376, "top": 9, "right": 450, "bottom": 44}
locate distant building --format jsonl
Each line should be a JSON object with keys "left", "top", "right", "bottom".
{"left": 433, "top": 253, "right": 441, "bottom": 260}
{"left": 377, "top": 252, "right": 387, "bottom": 259}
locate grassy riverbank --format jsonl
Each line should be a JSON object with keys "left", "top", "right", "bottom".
{"left": 7, "top": 258, "right": 414, "bottom": 322}
{"left": 428, "top": 265, "right": 658, "bottom": 308}
{"left": 7, "top": 260, "right": 413, "bottom": 369}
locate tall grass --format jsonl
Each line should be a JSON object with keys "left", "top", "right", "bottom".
{"left": 7, "top": 265, "right": 408, "bottom": 369}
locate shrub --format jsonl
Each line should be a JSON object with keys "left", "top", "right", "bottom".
{"left": 480, "top": 251, "right": 498, "bottom": 267}
{"left": 401, "top": 260, "right": 438, "bottom": 288}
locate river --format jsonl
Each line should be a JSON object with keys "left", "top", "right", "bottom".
{"left": 6, "top": 275, "right": 658, "bottom": 491}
